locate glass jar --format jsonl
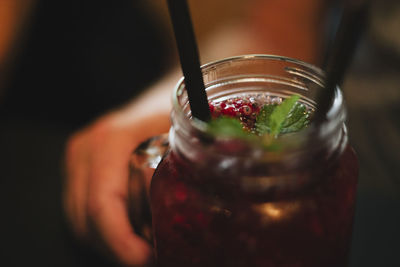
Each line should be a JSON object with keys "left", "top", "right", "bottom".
{"left": 130, "top": 55, "right": 358, "bottom": 267}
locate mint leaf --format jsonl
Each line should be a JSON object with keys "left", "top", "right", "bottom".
{"left": 269, "top": 95, "right": 300, "bottom": 136}
{"left": 280, "top": 102, "right": 309, "bottom": 134}
{"left": 280, "top": 102, "right": 306, "bottom": 128}
{"left": 255, "top": 95, "right": 309, "bottom": 137}
{"left": 255, "top": 104, "right": 277, "bottom": 135}
{"left": 207, "top": 116, "right": 250, "bottom": 139}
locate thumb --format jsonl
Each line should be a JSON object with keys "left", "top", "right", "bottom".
{"left": 87, "top": 194, "right": 153, "bottom": 266}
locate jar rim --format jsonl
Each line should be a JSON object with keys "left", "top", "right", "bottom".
{"left": 171, "top": 54, "right": 346, "bottom": 160}
{"left": 173, "top": 55, "right": 326, "bottom": 116}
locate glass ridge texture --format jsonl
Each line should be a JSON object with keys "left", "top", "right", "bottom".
{"left": 149, "top": 55, "right": 359, "bottom": 267}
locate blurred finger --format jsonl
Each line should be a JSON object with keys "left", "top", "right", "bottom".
{"left": 86, "top": 132, "right": 152, "bottom": 266}
{"left": 63, "top": 132, "right": 91, "bottom": 238}
{"left": 88, "top": 193, "right": 152, "bottom": 266}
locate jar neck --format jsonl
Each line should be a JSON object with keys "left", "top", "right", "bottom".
{"left": 169, "top": 55, "right": 347, "bottom": 176}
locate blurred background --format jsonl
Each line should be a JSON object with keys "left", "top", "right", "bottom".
{"left": 0, "top": 0, "right": 399, "bottom": 266}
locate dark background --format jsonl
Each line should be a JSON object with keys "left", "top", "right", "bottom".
{"left": 0, "top": 1, "right": 168, "bottom": 266}
{"left": 1, "top": 1, "right": 399, "bottom": 266}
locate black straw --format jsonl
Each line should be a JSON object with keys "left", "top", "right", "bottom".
{"left": 167, "top": 0, "right": 211, "bottom": 122}
{"left": 314, "top": 1, "right": 369, "bottom": 125}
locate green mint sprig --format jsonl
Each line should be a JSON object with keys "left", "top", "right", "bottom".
{"left": 206, "top": 95, "right": 310, "bottom": 144}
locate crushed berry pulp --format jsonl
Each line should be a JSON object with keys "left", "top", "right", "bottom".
{"left": 150, "top": 94, "right": 358, "bottom": 267}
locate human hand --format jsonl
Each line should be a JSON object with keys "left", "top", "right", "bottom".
{"left": 63, "top": 109, "right": 170, "bottom": 266}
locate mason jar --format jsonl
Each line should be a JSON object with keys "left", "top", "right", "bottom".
{"left": 129, "top": 55, "right": 358, "bottom": 267}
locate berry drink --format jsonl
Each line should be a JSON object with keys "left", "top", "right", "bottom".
{"left": 149, "top": 56, "right": 359, "bottom": 267}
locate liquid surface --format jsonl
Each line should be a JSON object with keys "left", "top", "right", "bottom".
{"left": 208, "top": 94, "right": 311, "bottom": 133}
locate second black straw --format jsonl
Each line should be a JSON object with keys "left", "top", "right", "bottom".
{"left": 315, "top": 1, "right": 369, "bottom": 125}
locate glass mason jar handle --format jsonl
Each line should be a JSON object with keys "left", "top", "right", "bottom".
{"left": 128, "top": 133, "right": 169, "bottom": 244}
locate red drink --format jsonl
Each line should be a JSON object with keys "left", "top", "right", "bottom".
{"left": 149, "top": 56, "right": 358, "bottom": 267}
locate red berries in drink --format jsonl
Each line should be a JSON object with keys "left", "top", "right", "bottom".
{"left": 209, "top": 97, "right": 262, "bottom": 130}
